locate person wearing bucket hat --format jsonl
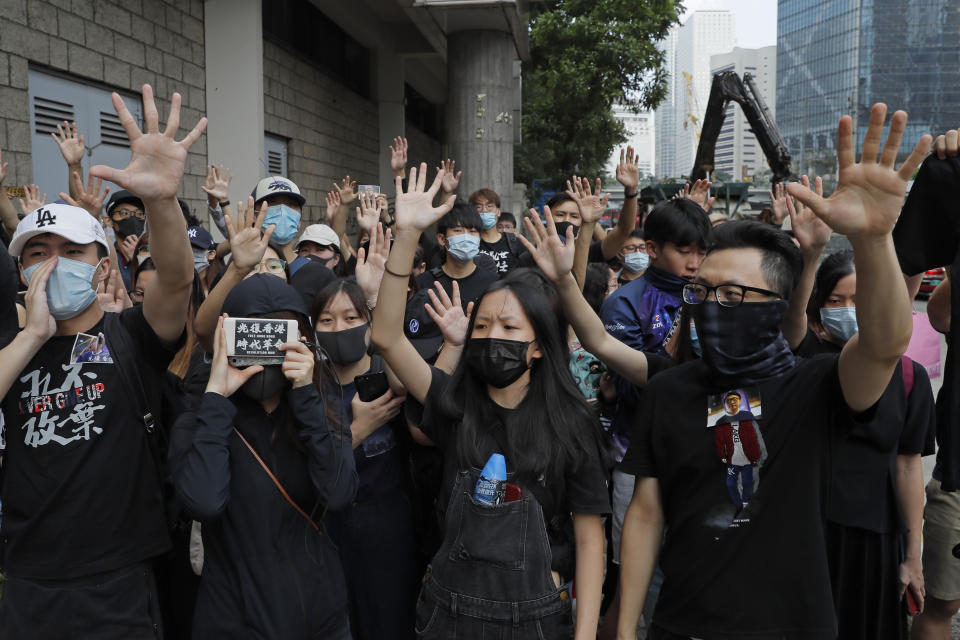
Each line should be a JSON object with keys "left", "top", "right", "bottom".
{"left": 251, "top": 175, "right": 306, "bottom": 264}
{"left": 0, "top": 84, "right": 206, "bottom": 638}
{"left": 169, "top": 274, "right": 357, "bottom": 639}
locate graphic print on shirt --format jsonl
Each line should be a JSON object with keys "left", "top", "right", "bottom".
{"left": 706, "top": 387, "right": 767, "bottom": 528}
{"left": 14, "top": 359, "right": 108, "bottom": 448}
{"left": 479, "top": 248, "right": 511, "bottom": 273}
{"left": 70, "top": 332, "right": 113, "bottom": 364}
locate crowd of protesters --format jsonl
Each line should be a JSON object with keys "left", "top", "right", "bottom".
{"left": 0, "top": 82, "right": 959, "bottom": 640}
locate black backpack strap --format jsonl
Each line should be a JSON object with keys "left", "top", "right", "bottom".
{"left": 103, "top": 313, "right": 157, "bottom": 436}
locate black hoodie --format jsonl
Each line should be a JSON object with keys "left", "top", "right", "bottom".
{"left": 168, "top": 274, "right": 358, "bottom": 638}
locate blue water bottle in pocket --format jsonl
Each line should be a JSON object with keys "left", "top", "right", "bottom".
{"left": 474, "top": 453, "right": 507, "bottom": 506}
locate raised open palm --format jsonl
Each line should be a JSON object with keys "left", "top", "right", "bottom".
{"left": 566, "top": 176, "right": 609, "bottom": 224}
{"left": 394, "top": 162, "right": 455, "bottom": 233}
{"left": 786, "top": 175, "right": 831, "bottom": 253}
{"left": 787, "top": 104, "right": 931, "bottom": 237}
{"left": 90, "top": 85, "right": 206, "bottom": 203}
{"left": 517, "top": 205, "right": 575, "bottom": 282}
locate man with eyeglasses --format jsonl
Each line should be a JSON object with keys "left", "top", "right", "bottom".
{"left": 104, "top": 190, "right": 145, "bottom": 290}
{"left": 613, "top": 106, "right": 931, "bottom": 639}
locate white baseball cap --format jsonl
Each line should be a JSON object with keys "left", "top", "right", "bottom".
{"left": 251, "top": 176, "right": 305, "bottom": 207}
{"left": 9, "top": 204, "right": 110, "bottom": 257}
{"left": 296, "top": 224, "right": 340, "bottom": 251}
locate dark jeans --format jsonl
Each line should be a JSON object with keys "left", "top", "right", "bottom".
{"left": 0, "top": 562, "right": 163, "bottom": 640}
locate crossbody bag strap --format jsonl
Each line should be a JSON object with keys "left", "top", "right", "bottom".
{"left": 232, "top": 427, "right": 321, "bottom": 533}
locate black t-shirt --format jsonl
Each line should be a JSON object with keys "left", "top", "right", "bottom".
{"left": 796, "top": 330, "right": 937, "bottom": 531}
{"left": 619, "top": 356, "right": 900, "bottom": 639}
{"left": 0, "top": 307, "right": 177, "bottom": 579}
{"left": 406, "top": 367, "right": 610, "bottom": 576}
{"left": 478, "top": 234, "right": 523, "bottom": 275}
{"left": 415, "top": 265, "right": 498, "bottom": 310}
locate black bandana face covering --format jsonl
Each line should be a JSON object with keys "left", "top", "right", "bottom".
{"left": 690, "top": 300, "right": 795, "bottom": 385}
{"left": 465, "top": 338, "right": 531, "bottom": 388}
{"left": 240, "top": 365, "right": 288, "bottom": 400}
{"left": 315, "top": 323, "right": 369, "bottom": 365}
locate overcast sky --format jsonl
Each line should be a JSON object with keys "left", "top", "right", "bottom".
{"left": 680, "top": 0, "right": 777, "bottom": 49}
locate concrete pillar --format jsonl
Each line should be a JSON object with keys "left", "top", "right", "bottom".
{"left": 447, "top": 30, "right": 516, "bottom": 213}
{"left": 376, "top": 50, "right": 406, "bottom": 190}
{"left": 204, "top": 0, "right": 264, "bottom": 239}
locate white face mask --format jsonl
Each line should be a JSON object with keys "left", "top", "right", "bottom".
{"left": 24, "top": 257, "right": 104, "bottom": 320}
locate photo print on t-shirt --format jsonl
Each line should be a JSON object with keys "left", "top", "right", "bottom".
{"left": 70, "top": 332, "right": 113, "bottom": 364}
{"left": 706, "top": 387, "right": 768, "bottom": 528}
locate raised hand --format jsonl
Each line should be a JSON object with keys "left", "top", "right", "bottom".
{"left": 333, "top": 175, "right": 358, "bottom": 206}
{"left": 325, "top": 190, "right": 341, "bottom": 223}
{"left": 51, "top": 121, "right": 86, "bottom": 165}
{"left": 279, "top": 339, "right": 315, "bottom": 389}
{"left": 22, "top": 256, "right": 58, "bottom": 342}
{"left": 226, "top": 196, "right": 274, "bottom": 271}
{"left": 517, "top": 205, "right": 575, "bottom": 282}
{"left": 615, "top": 146, "right": 640, "bottom": 192}
{"left": 683, "top": 178, "right": 715, "bottom": 212}
{"left": 0, "top": 148, "right": 8, "bottom": 185}
{"left": 565, "top": 176, "right": 609, "bottom": 225}
{"left": 90, "top": 85, "right": 207, "bottom": 204}
{"left": 439, "top": 159, "right": 462, "bottom": 194}
{"left": 424, "top": 280, "right": 473, "bottom": 348}
{"left": 786, "top": 175, "right": 831, "bottom": 254}
{"left": 787, "top": 104, "right": 932, "bottom": 238}
{"left": 933, "top": 129, "right": 959, "bottom": 159}
{"left": 355, "top": 223, "right": 391, "bottom": 306}
{"left": 59, "top": 171, "right": 110, "bottom": 220}
{"left": 206, "top": 314, "right": 264, "bottom": 397}
{"left": 202, "top": 164, "right": 232, "bottom": 205}
{"left": 389, "top": 136, "right": 408, "bottom": 176}
{"left": 355, "top": 192, "right": 382, "bottom": 234}
{"left": 97, "top": 269, "right": 132, "bottom": 312}
{"left": 768, "top": 182, "right": 789, "bottom": 225}
{"left": 18, "top": 184, "right": 46, "bottom": 215}
{"left": 394, "top": 162, "right": 455, "bottom": 233}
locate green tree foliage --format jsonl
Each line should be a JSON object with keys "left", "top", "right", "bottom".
{"left": 516, "top": 0, "right": 683, "bottom": 189}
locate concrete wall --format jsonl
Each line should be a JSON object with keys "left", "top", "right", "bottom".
{"left": 0, "top": 0, "right": 208, "bottom": 215}
{"left": 262, "top": 40, "right": 380, "bottom": 228}
{"left": 403, "top": 121, "right": 443, "bottom": 184}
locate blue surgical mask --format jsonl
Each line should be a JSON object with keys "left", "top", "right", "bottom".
{"left": 446, "top": 233, "right": 480, "bottom": 262}
{"left": 820, "top": 306, "right": 858, "bottom": 343}
{"left": 623, "top": 251, "right": 649, "bottom": 274}
{"left": 480, "top": 212, "right": 497, "bottom": 230}
{"left": 24, "top": 257, "right": 102, "bottom": 320}
{"left": 262, "top": 204, "right": 301, "bottom": 245}
{"left": 192, "top": 247, "right": 211, "bottom": 273}
{"left": 689, "top": 320, "right": 701, "bottom": 357}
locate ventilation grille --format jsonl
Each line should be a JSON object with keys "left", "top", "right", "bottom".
{"left": 99, "top": 111, "right": 130, "bottom": 147}
{"left": 267, "top": 150, "right": 284, "bottom": 175}
{"left": 33, "top": 97, "right": 74, "bottom": 135}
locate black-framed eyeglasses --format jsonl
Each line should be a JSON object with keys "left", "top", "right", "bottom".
{"left": 682, "top": 283, "right": 783, "bottom": 307}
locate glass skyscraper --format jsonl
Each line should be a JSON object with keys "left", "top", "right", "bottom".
{"left": 777, "top": 0, "right": 960, "bottom": 177}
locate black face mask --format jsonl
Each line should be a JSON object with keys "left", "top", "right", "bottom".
{"left": 240, "top": 365, "right": 288, "bottom": 400}
{"left": 554, "top": 221, "right": 580, "bottom": 243}
{"left": 465, "top": 338, "right": 532, "bottom": 389}
{"left": 690, "top": 300, "right": 795, "bottom": 385}
{"left": 116, "top": 216, "right": 145, "bottom": 240}
{"left": 315, "top": 323, "right": 369, "bottom": 365}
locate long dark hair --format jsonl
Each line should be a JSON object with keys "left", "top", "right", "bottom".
{"left": 439, "top": 270, "right": 610, "bottom": 491}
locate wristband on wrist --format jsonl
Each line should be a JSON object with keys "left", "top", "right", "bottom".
{"left": 384, "top": 264, "right": 411, "bottom": 278}
{"left": 624, "top": 191, "right": 638, "bottom": 199}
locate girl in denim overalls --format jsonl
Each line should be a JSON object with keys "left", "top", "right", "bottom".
{"left": 373, "top": 179, "right": 611, "bottom": 640}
